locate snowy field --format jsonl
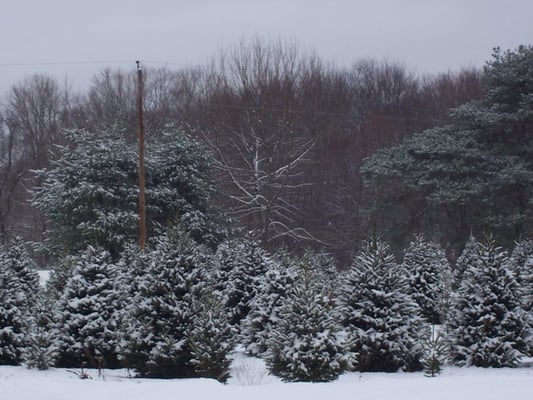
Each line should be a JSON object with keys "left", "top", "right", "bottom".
{"left": 2, "top": 352, "right": 532, "bottom": 400}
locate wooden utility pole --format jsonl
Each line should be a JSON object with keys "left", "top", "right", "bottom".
{"left": 136, "top": 60, "right": 147, "bottom": 249}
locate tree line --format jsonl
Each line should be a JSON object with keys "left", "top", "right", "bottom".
{"left": 0, "top": 39, "right": 483, "bottom": 263}
{"left": 0, "top": 231, "right": 530, "bottom": 381}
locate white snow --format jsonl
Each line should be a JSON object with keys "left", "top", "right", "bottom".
{"left": 1, "top": 354, "right": 532, "bottom": 400}
{"left": 37, "top": 270, "right": 51, "bottom": 287}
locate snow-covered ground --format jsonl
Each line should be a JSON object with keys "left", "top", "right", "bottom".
{"left": 2, "top": 352, "right": 532, "bottom": 400}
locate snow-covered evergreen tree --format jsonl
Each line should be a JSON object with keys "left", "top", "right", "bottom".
{"left": 118, "top": 231, "right": 212, "bottom": 378}
{"left": 403, "top": 235, "right": 450, "bottom": 324}
{"left": 336, "top": 238, "right": 424, "bottom": 372}
{"left": 54, "top": 246, "right": 123, "bottom": 368}
{"left": 448, "top": 236, "right": 529, "bottom": 367}
{"left": 294, "top": 249, "right": 339, "bottom": 295}
{"left": 453, "top": 235, "right": 478, "bottom": 289}
{"left": 507, "top": 239, "right": 531, "bottom": 361}
{"left": 23, "top": 293, "right": 58, "bottom": 370}
{"left": 188, "top": 290, "right": 235, "bottom": 383}
{"left": 149, "top": 129, "right": 230, "bottom": 250}
{"left": 508, "top": 239, "right": 533, "bottom": 355}
{"left": 215, "top": 238, "right": 274, "bottom": 329}
{"left": 265, "top": 262, "right": 350, "bottom": 382}
{"left": 240, "top": 259, "right": 297, "bottom": 356}
{"left": 0, "top": 239, "right": 40, "bottom": 365}
{"left": 420, "top": 324, "right": 449, "bottom": 377}
{"left": 33, "top": 128, "right": 228, "bottom": 259}
{"left": 509, "top": 239, "right": 533, "bottom": 311}
{"left": 43, "top": 254, "right": 77, "bottom": 301}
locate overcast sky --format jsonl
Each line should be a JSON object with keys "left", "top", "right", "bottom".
{"left": 1, "top": 0, "right": 532, "bottom": 95}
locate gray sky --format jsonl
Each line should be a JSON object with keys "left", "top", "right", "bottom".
{"left": 1, "top": 0, "right": 532, "bottom": 95}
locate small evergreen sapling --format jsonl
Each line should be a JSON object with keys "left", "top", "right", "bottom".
{"left": 421, "top": 325, "right": 449, "bottom": 377}
{"left": 23, "top": 294, "right": 58, "bottom": 370}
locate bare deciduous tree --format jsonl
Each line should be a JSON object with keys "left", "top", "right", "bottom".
{"left": 198, "top": 40, "right": 324, "bottom": 247}
{"left": 2, "top": 74, "right": 71, "bottom": 251}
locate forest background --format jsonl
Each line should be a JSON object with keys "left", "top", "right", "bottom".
{"left": 1, "top": 39, "right": 529, "bottom": 265}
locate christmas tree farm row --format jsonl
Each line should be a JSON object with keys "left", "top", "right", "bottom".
{"left": 0, "top": 233, "right": 531, "bottom": 382}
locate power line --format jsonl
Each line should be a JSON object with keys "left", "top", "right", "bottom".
{"left": 0, "top": 60, "right": 134, "bottom": 67}
{"left": 0, "top": 59, "right": 194, "bottom": 68}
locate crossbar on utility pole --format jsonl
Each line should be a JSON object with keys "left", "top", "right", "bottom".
{"left": 136, "top": 60, "right": 147, "bottom": 249}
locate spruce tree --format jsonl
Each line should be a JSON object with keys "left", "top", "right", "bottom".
{"left": 118, "top": 231, "right": 212, "bottom": 378}
{"left": 508, "top": 239, "right": 533, "bottom": 355}
{"left": 54, "top": 246, "right": 123, "bottom": 368}
{"left": 23, "top": 293, "right": 58, "bottom": 370}
{"left": 403, "top": 235, "right": 450, "bottom": 324}
{"left": 0, "top": 239, "right": 40, "bottom": 365}
{"left": 336, "top": 238, "right": 424, "bottom": 372}
{"left": 453, "top": 235, "right": 479, "bottom": 289}
{"left": 240, "top": 260, "right": 297, "bottom": 356}
{"left": 448, "top": 236, "right": 529, "bottom": 367}
{"left": 265, "top": 262, "right": 350, "bottom": 382}
{"left": 509, "top": 239, "right": 533, "bottom": 313}
{"left": 43, "top": 254, "right": 77, "bottom": 301}
{"left": 421, "top": 324, "right": 449, "bottom": 377}
{"left": 215, "top": 238, "right": 273, "bottom": 329}
{"left": 188, "top": 290, "right": 235, "bottom": 383}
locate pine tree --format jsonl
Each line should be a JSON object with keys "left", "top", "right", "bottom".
{"left": 0, "top": 239, "right": 40, "bottom": 365}
{"left": 118, "top": 231, "right": 212, "bottom": 378}
{"left": 33, "top": 128, "right": 227, "bottom": 259}
{"left": 363, "top": 46, "right": 533, "bottom": 251}
{"left": 265, "top": 262, "right": 350, "bottom": 382}
{"left": 54, "top": 246, "right": 123, "bottom": 368}
{"left": 448, "top": 236, "right": 529, "bottom": 367}
{"left": 336, "top": 238, "right": 424, "bottom": 372}
{"left": 403, "top": 235, "right": 450, "bottom": 324}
